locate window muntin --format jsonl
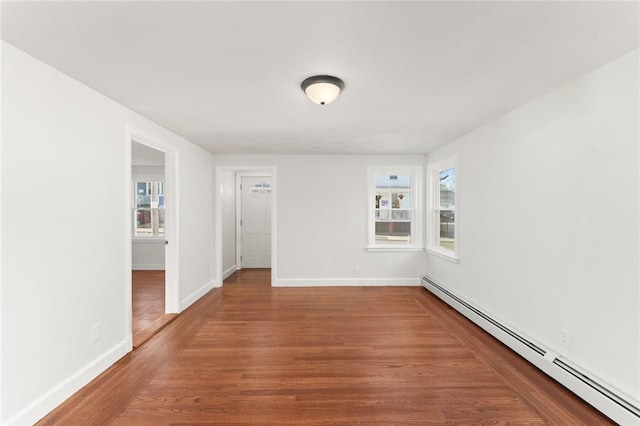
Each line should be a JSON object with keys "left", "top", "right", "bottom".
{"left": 134, "top": 181, "right": 165, "bottom": 237}
{"left": 427, "top": 159, "right": 457, "bottom": 259}
{"left": 368, "top": 166, "right": 422, "bottom": 250}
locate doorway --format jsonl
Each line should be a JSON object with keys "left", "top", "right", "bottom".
{"left": 214, "top": 166, "right": 277, "bottom": 286}
{"left": 129, "top": 137, "right": 179, "bottom": 348}
{"left": 239, "top": 175, "right": 272, "bottom": 269}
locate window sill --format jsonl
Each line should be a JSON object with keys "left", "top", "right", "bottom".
{"left": 425, "top": 247, "right": 459, "bottom": 263}
{"left": 132, "top": 237, "right": 165, "bottom": 243}
{"left": 366, "top": 245, "right": 424, "bottom": 252}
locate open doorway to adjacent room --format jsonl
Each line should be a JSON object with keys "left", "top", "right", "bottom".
{"left": 131, "top": 141, "right": 178, "bottom": 347}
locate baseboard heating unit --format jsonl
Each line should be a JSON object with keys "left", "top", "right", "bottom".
{"left": 421, "top": 275, "right": 640, "bottom": 425}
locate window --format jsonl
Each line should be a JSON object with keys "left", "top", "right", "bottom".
{"left": 426, "top": 158, "right": 458, "bottom": 260}
{"left": 367, "top": 166, "right": 422, "bottom": 251}
{"left": 133, "top": 181, "right": 165, "bottom": 237}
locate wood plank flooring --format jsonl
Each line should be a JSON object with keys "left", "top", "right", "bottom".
{"left": 132, "top": 270, "right": 177, "bottom": 348}
{"left": 38, "top": 269, "right": 613, "bottom": 425}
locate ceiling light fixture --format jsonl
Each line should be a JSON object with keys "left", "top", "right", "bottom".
{"left": 301, "top": 75, "right": 345, "bottom": 105}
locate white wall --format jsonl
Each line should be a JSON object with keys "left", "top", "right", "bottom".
{"left": 132, "top": 240, "right": 165, "bottom": 270}
{"left": 214, "top": 155, "right": 426, "bottom": 286}
{"left": 425, "top": 50, "right": 639, "bottom": 403}
{"left": 221, "top": 170, "right": 237, "bottom": 278}
{"left": 0, "top": 43, "right": 215, "bottom": 424}
{"left": 131, "top": 166, "right": 165, "bottom": 270}
{"left": 176, "top": 147, "right": 216, "bottom": 308}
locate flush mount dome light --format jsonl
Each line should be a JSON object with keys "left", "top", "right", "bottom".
{"left": 301, "top": 75, "right": 345, "bottom": 105}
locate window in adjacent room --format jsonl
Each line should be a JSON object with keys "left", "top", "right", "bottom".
{"left": 367, "top": 166, "right": 422, "bottom": 251}
{"left": 133, "top": 181, "right": 165, "bottom": 237}
{"left": 426, "top": 157, "right": 458, "bottom": 260}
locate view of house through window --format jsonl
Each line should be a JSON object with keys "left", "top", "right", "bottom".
{"left": 427, "top": 157, "right": 457, "bottom": 258}
{"left": 375, "top": 174, "right": 413, "bottom": 244}
{"left": 134, "top": 181, "right": 165, "bottom": 237}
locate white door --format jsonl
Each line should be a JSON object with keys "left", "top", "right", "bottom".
{"left": 240, "top": 176, "right": 272, "bottom": 268}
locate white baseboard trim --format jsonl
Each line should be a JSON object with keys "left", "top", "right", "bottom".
{"left": 132, "top": 264, "right": 164, "bottom": 271}
{"left": 222, "top": 265, "right": 237, "bottom": 280}
{"left": 5, "top": 339, "right": 130, "bottom": 426}
{"left": 421, "top": 275, "right": 640, "bottom": 426}
{"left": 180, "top": 280, "right": 215, "bottom": 311}
{"left": 273, "top": 277, "right": 421, "bottom": 287}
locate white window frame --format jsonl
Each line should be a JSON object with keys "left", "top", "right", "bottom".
{"left": 367, "top": 165, "right": 423, "bottom": 252}
{"left": 426, "top": 156, "right": 459, "bottom": 262}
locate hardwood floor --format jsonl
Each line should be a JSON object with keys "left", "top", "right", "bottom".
{"left": 132, "top": 270, "right": 177, "bottom": 348}
{"left": 38, "top": 269, "right": 613, "bottom": 425}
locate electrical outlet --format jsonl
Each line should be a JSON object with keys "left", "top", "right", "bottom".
{"left": 560, "top": 328, "right": 571, "bottom": 347}
{"left": 353, "top": 266, "right": 359, "bottom": 275}
{"left": 92, "top": 323, "right": 102, "bottom": 343}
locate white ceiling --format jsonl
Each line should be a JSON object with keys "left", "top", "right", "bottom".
{"left": 2, "top": 1, "right": 638, "bottom": 155}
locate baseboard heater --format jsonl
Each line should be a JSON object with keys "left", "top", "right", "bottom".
{"left": 421, "top": 275, "right": 640, "bottom": 426}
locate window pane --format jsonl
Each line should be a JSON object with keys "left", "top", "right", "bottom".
{"left": 439, "top": 168, "right": 455, "bottom": 209}
{"left": 134, "top": 208, "right": 165, "bottom": 237}
{"left": 375, "top": 221, "right": 411, "bottom": 244}
{"left": 136, "top": 182, "right": 150, "bottom": 208}
{"left": 391, "top": 209, "right": 411, "bottom": 220}
{"left": 158, "top": 209, "right": 165, "bottom": 235}
{"left": 135, "top": 209, "right": 153, "bottom": 236}
{"left": 376, "top": 174, "right": 411, "bottom": 188}
{"left": 439, "top": 210, "right": 455, "bottom": 250}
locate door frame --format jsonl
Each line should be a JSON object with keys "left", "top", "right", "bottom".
{"left": 214, "top": 166, "right": 277, "bottom": 286}
{"left": 126, "top": 128, "right": 180, "bottom": 348}
{"left": 236, "top": 172, "right": 273, "bottom": 270}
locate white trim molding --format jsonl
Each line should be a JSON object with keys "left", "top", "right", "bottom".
{"left": 4, "top": 339, "right": 130, "bottom": 426}
{"left": 132, "top": 264, "right": 165, "bottom": 271}
{"left": 180, "top": 280, "right": 216, "bottom": 312}
{"left": 424, "top": 247, "right": 460, "bottom": 263}
{"left": 235, "top": 171, "right": 273, "bottom": 270}
{"left": 366, "top": 246, "right": 424, "bottom": 252}
{"left": 367, "top": 165, "right": 423, "bottom": 251}
{"left": 273, "top": 277, "right": 421, "bottom": 287}
{"left": 214, "top": 165, "right": 277, "bottom": 287}
{"left": 426, "top": 156, "right": 459, "bottom": 261}
{"left": 127, "top": 127, "right": 180, "bottom": 316}
{"left": 222, "top": 265, "right": 237, "bottom": 280}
